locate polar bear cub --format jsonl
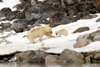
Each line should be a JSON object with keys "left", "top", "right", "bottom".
{"left": 56, "top": 29, "right": 68, "bottom": 37}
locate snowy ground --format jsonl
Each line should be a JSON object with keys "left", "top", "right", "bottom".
{"left": 0, "top": 0, "right": 100, "bottom": 55}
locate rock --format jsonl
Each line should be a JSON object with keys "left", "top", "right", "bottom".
{"left": 96, "top": 17, "right": 100, "bottom": 22}
{"left": 73, "top": 27, "right": 90, "bottom": 33}
{"left": 76, "top": 11, "right": 90, "bottom": 20}
{"left": 22, "top": 56, "right": 45, "bottom": 64}
{"left": 45, "top": 55, "right": 58, "bottom": 65}
{"left": 0, "top": 0, "right": 2, "bottom": 2}
{"left": 31, "top": 0, "right": 36, "bottom": 5}
{"left": 0, "top": 8, "right": 11, "bottom": 17}
{"left": 76, "top": 2, "right": 90, "bottom": 12}
{"left": 89, "top": 30, "right": 100, "bottom": 41}
{"left": 6, "top": 12, "right": 16, "bottom": 20}
{"left": 73, "top": 39, "right": 89, "bottom": 48}
{"left": 10, "top": 19, "right": 31, "bottom": 33}
{"left": 81, "top": 15, "right": 92, "bottom": 19}
{"left": 0, "top": 23, "right": 11, "bottom": 31}
{"left": 44, "top": 0, "right": 61, "bottom": 8}
{"left": 76, "top": 33, "right": 91, "bottom": 42}
{"left": 49, "top": 11, "right": 77, "bottom": 27}
{"left": 25, "top": 5, "right": 54, "bottom": 20}
{"left": 65, "top": 0, "right": 79, "bottom": 6}
{"left": 0, "top": 11, "right": 5, "bottom": 17}
{"left": 93, "top": 33, "right": 100, "bottom": 41}
{"left": 85, "top": 56, "right": 91, "bottom": 63}
{"left": 5, "top": 28, "right": 12, "bottom": 32}
{"left": 32, "top": 13, "right": 41, "bottom": 19}
{"left": 3, "top": 23, "right": 11, "bottom": 27}
{"left": 57, "top": 49, "right": 84, "bottom": 64}
{"left": 0, "top": 30, "right": 3, "bottom": 33}
{"left": 15, "top": 11, "right": 25, "bottom": 19}
{"left": 67, "top": 6, "right": 78, "bottom": 15}
{"left": 20, "top": 0, "right": 31, "bottom": 5}
{"left": 94, "top": 53, "right": 100, "bottom": 59}
{"left": 14, "top": 51, "right": 35, "bottom": 62}
{"left": 11, "top": 23, "right": 27, "bottom": 33}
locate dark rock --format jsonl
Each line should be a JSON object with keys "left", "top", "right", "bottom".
{"left": 10, "top": 19, "right": 31, "bottom": 33}
{"left": 0, "top": 11, "right": 5, "bottom": 17}
{"left": 67, "top": 6, "right": 78, "bottom": 15}
{"left": 96, "top": 17, "right": 100, "bottom": 22}
{"left": 13, "top": 19, "right": 32, "bottom": 25}
{"left": 76, "top": 2, "right": 90, "bottom": 12}
{"left": 11, "top": 23, "right": 27, "bottom": 33}
{"left": 0, "top": 0, "right": 2, "bottom": 2}
{"left": 65, "top": 0, "right": 78, "bottom": 6}
{"left": 0, "top": 23, "right": 11, "bottom": 31}
{"left": 44, "top": 0, "right": 61, "bottom": 8}
{"left": 73, "top": 27, "right": 90, "bottom": 33}
{"left": 3, "top": 23, "right": 11, "bottom": 27}
{"left": 20, "top": 0, "right": 31, "bottom": 5}
{"left": 49, "top": 11, "right": 76, "bottom": 27}
{"left": 57, "top": 49, "right": 84, "bottom": 64}
{"left": 22, "top": 56, "right": 45, "bottom": 64}
{"left": 25, "top": 5, "right": 54, "bottom": 20}
{"left": 13, "top": 4, "right": 24, "bottom": 11}
{"left": 15, "top": 11, "right": 25, "bottom": 19}
{"left": 0, "top": 8, "right": 11, "bottom": 16}
{"left": 76, "top": 11, "right": 90, "bottom": 20}
{"left": 94, "top": 0, "right": 100, "bottom": 12}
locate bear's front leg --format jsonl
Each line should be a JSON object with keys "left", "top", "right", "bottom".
{"left": 39, "top": 33, "right": 43, "bottom": 42}
{"left": 44, "top": 33, "right": 55, "bottom": 38}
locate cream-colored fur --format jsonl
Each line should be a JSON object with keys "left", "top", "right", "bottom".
{"left": 56, "top": 29, "right": 68, "bottom": 37}
{"left": 27, "top": 26, "right": 54, "bottom": 44}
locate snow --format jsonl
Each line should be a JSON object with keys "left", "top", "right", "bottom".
{"left": 0, "top": 0, "right": 100, "bottom": 55}
{"left": 0, "top": 0, "right": 21, "bottom": 11}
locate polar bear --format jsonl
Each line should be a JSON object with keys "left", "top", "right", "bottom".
{"left": 56, "top": 29, "right": 68, "bottom": 37}
{"left": 27, "top": 26, "right": 54, "bottom": 44}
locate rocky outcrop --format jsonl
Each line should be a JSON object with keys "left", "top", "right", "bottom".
{"left": 74, "top": 30, "right": 100, "bottom": 48}
{"left": 25, "top": 4, "right": 54, "bottom": 20}
{"left": 57, "top": 49, "right": 84, "bottom": 64}
{"left": 49, "top": 11, "right": 77, "bottom": 27}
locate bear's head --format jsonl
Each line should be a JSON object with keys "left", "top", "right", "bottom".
{"left": 45, "top": 27, "right": 52, "bottom": 34}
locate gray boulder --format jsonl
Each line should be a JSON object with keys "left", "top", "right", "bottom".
{"left": 73, "top": 39, "right": 90, "bottom": 48}
{"left": 57, "top": 49, "right": 84, "bottom": 64}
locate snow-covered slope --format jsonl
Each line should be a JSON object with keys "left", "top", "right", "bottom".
{"left": 0, "top": 0, "right": 100, "bottom": 55}
{"left": 0, "top": 14, "right": 100, "bottom": 55}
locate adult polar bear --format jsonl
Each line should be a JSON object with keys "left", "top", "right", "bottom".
{"left": 27, "top": 26, "right": 54, "bottom": 44}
